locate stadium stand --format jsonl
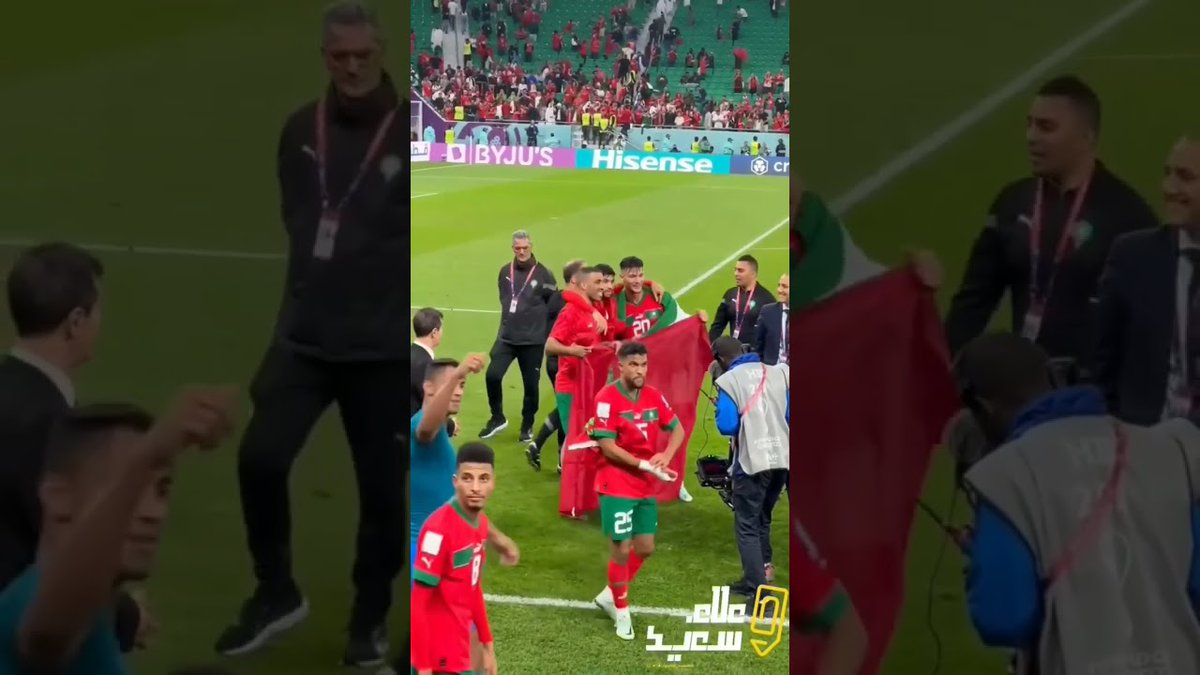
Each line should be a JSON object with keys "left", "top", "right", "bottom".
{"left": 412, "top": 0, "right": 788, "bottom": 137}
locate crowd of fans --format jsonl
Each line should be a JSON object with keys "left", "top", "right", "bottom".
{"left": 412, "top": 0, "right": 789, "bottom": 133}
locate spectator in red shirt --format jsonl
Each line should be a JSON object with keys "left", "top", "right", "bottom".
{"left": 552, "top": 30, "right": 563, "bottom": 52}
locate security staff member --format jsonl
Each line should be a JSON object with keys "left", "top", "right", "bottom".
{"left": 215, "top": 3, "right": 404, "bottom": 667}
{"left": 480, "top": 230, "right": 558, "bottom": 442}
{"left": 709, "top": 254, "right": 776, "bottom": 349}
{"left": 945, "top": 76, "right": 1157, "bottom": 362}
{"left": 712, "top": 337, "right": 789, "bottom": 597}
{"left": 958, "top": 333, "right": 1200, "bottom": 675}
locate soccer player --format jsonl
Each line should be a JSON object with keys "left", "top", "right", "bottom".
{"left": 545, "top": 266, "right": 606, "bottom": 471}
{"left": 615, "top": 256, "right": 707, "bottom": 336}
{"left": 411, "top": 442, "right": 499, "bottom": 675}
{"left": 409, "top": 357, "right": 518, "bottom": 673}
{"left": 590, "top": 341, "right": 685, "bottom": 639}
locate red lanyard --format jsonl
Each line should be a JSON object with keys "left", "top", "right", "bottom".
{"left": 509, "top": 261, "right": 537, "bottom": 300}
{"left": 1029, "top": 171, "right": 1092, "bottom": 306}
{"left": 315, "top": 96, "right": 399, "bottom": 214}
{"left": 1046, "top": 420, "right": 1128, "bottom": 585}
{"left": 732, "top": 288, "right": 753, "bottom": 335}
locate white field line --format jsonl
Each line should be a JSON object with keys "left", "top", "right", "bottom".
{"left": 411, "top": 305, "right": 499, "bottom": 314}
{"left": 411, "top": 192, "right": 439, "bottom": 199}
{"left": 672, "top": 0, "right": 1151, "bottom": 300}
{"left": 827, "top": 0, "right": 1151, "bottom": 215}
{"left": 0, "top": 1, "right": 1147, "bottom": 280}
{"left": 1081, "top": 52, "right": 1200, "bottom": 62}
{"left": 485, "top": 592, "right": 790, "bottom": 628}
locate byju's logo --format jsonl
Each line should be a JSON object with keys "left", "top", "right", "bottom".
{"left": 445, "top": 144, "right": 469, "bottom": 164}
{"left": 750, "top": 157, "right": 769, "bottom": 176}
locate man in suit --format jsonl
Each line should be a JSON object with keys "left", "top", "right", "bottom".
{"left": 1091, "top": 137, "right": 1200, "bottom": 425}
{"left": 0, "top": 242, "right": 144, "bottom": 650}
{"left": 945, "top": 76, "right": 1157, "bottom": 363}
{"left": 753, "top": 274, "right": 789, "bottom": 366}
{"left": 410, "top": 307, "right": 443, "bottom": 415}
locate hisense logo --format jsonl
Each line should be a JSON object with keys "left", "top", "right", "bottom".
{"left": 589, "top": 150, "right": 715, "bottom": 174}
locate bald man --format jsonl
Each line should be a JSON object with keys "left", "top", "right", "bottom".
{"left": 1092, "top": 136, "right": 1200, "bottom": 426}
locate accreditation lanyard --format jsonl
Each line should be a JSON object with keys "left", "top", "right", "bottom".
{"left": 315, "top": 95, "right": 399, "bottom": 216}
{"left": 731, "top": 288, "right": 753, "bottom": 340}
{"left": 508, "top": 261, "right": 537, "bottom": 313}
{"left": 1023, "top": 172, "right": 1092, "bottom": 339}
{"left": 1046, "top": 420, "right": 1128, "bottom": 585}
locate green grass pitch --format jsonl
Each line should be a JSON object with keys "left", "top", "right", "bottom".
{"left": 802, "top": 0, "right": 1200, "bottom": 673}
{"left": 412, "top": 164, "right": 789, "bottom": 673}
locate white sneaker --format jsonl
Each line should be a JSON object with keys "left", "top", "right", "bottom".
{"left": 594, "top": 586, "right": 617, "bottom": 621}
{"left": 614, "top": 607, "right": 634, "bottom": 640}
{"left": 678, "top": 486, "right": 694, "bottom": 503}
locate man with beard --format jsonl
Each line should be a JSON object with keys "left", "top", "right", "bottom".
{"left": 545, "top": 267, "right": 607, "bottom": 472}
{"left": 215, "top": 1, "right": 404, "bottom": 667}
{"left": 945, "top": 76, "right": 1156, "bottom": 363}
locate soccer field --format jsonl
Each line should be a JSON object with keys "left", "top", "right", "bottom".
{"left": 801, "top": 0, "right": 1200, "bottom": 672}
{"left": 0, "top": 1, "right": 409, "bottom": 673}
{"left": 412, "top": 164, "right": 790, "bottom": 672}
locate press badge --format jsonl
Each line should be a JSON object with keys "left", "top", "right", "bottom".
{"left": 313, "top": 212, "right": 340, "bottom": 260}
{"left": 731, "top": 329, "right": 740, "bottom": 339}
{"left": 509, "top": 299, "right": 519, "bottom": 313}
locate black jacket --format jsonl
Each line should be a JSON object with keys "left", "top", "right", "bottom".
{"left": 496, "top": 258, "right": 558, "bottom": 346}
{"left": 945, "top": 162, "right": 1157, "bottom": 361}
{"left": 0, "top": 356, "right": 140, "bottom": 651}
{"left": 273, "top": 76, "right": 404, "bottom": 362}
{"left": 1089, "top": 226, "right": 1179, "bottom": 425}
{"left": 410, "top": 343, "right": 433, "bottom": 416}
{"left": 544, "top": 291, "right": 566, "bottom": 373}
{"left": 709, "top": 284, "right": 776, "bottom": 347}
{"left": 753, "top": 302, "right": 787, "bottom": 365}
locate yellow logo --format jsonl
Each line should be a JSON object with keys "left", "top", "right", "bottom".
{"left": 749, "top": 585, "right": 789, "bottom": 658}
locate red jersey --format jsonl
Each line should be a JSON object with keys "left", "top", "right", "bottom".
{"left": 411, "top": 501, "right": 493, "bottom": 673}
{"left": 563, "top": 292, "right": 633, "bottom": 341}
{"left": 549, "top": 295, "right": 602, "bottom": 393}
{"left": 618, "top": 291, "right": 667, "bottom": 337}
{"left": 590, "top": 382, "right": 679, "bottom": 498}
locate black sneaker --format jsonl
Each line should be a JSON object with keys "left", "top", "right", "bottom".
{"left": 342, "top": 624, "right": 388, "bottom": 668}
{"left": 728, "top": 579, "right": 756, "bottom": 597}
{"left": 478, "top": 417, "right": 508, "bottom": 439}
{"left": 518, "top": 426, "right": 533, "bottom": 443}
{"left": 214, "top": 584, "right": 308, "bottom": 656}
{"left": 526, "top": 442, "right": 541, "bottom": 471}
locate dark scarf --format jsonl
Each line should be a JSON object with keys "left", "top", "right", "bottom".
{"left": 512, "top": 254, "right": 537, "bottom": 272}
{"left": 327, "top": 71, "right": 398, "bottom": 126}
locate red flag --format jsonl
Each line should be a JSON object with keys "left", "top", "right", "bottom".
{"left": 559, "top": 318, "right": 711, "bottom": 518}
{"left": 790, "top": 271, "right": 958, "bottom": 674}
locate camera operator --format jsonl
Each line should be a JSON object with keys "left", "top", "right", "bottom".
{"left": 711, "top": 336, "right": 788, "bottom": 597}
{"left": 957, "top": 333, "right": 1200, "bottom": 675}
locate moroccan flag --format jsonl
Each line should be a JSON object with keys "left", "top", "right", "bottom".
{"left": 559, "top": 317, "right": 711, "bottom": 519}
{"left": 790, "top": 270, "right": 958, "bottom": 674}
{"left": 792, "top": 191, "right": 885, "bottom": 308}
